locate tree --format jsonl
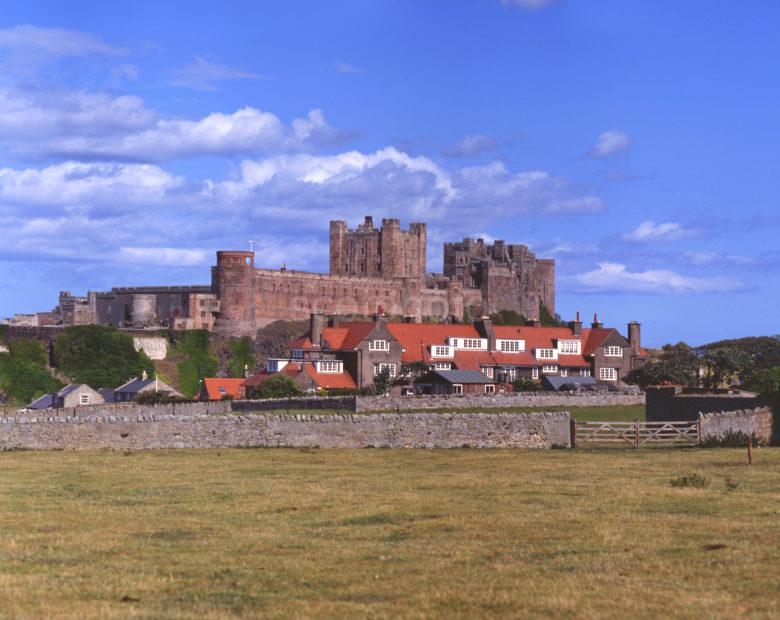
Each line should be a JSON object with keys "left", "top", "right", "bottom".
{"left": 700, "top": 347, "right": 754, "bottom": 389}
{"left": 625, "top": 342, "right": 700, "bottom": 388}
{"left": 372, "top": 367, "right": 392, "bottom": 395}
{"left": 252, "top": 374, "right": 302, "bottom": 398}
{"left": 512, "top": 377, "right": 541, "bottom": 392}
{"left": 539, "top": 304, "right": 564, "bottom": 327}
{"left": 744, "top": 366, "right": 780, "bottom": 396}
{"left": 52, "top": 325, "right": 155, "bottom": 389}
{"left": 254, "top": 320, "right": 308, "bottom": 364}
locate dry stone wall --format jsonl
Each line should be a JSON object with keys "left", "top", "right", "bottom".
{"left": 356, "top": 393, "right": 645, "bottom": 412}
{"left": 700, "top": 408, "right": 774, "bottom": 445}
{"left": 0, "top": 410, "right": 570, "bottom": 450}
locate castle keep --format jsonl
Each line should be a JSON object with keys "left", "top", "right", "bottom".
{"left": 212, "top": 216, "right": 555, "bottom": 337}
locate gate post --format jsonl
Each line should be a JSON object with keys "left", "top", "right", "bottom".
{"left": 635, "top": 419, "right": 640, "bottom": 449}
{"left": 570, "top": 418, "right": 576, "bottom": 449}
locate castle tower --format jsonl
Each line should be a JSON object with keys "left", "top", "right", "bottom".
{"left": 211, "top": 251, "right": 256, "bottom": 337}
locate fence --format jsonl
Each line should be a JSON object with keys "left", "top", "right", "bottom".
{"left": 572, "top": 420, "right": 699, "bottom": 448}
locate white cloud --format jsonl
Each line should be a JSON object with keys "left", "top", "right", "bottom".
{"left": 335, "top": 62, "right": 364, "bottom": 74}
{"left": 570, "top": 262, "right": 744, "bottom": 294}
{"left": 117, "top": 247, "right": 210, "bottom": 267}
{"left": 622, "top": 220, "right": 699, "bottom": 242}
{"left": 586, "top": 129, "right": 631, "bottom": 158}
{"left": 442, "top": 134, "right": 499, "bottom": 158}
{"left": 171, "top": 55, "right": 262, "bottom": 91}
{"left": 500, "top": 0, "right": 560, "bottom": 9}
{"left": 681, "top": 251, "right": 755, "bottom": 267}
{"left": 547, "top": 196, "right": 606, "bottom": 213}
{"left": 0, "top": 25, "right": 125, "bottom": 61}
{"left": 0, "top": 89, "right": 348, "bottom": 160}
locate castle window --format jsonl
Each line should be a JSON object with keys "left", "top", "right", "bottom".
{"left": 369, "top": 340, "right": 390, "bottom": 352}
{"left": 599, "top": 367, "right": 617, "bottom": 381}
{"left": 605, "top": 346, "right": 623, "bottom": 357}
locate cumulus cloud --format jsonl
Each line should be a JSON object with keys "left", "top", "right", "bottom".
{"left": 0, "top": 89, "right": 348, "bottom": 160}
{"left": 586, "top": 129, "right": 631, "bottom": 158}
{"left": 499, "top": 0, "right": 561, "bottom": 9}
{"left": 170, "top": 55, "right": 262, "bottom": 91}
{"left": 442, "top": 134, "right": 499, "bottom": 158}
{"left": 622, "top": 220, "right": 700, "bottom": 242}
{"left": 570, "top": 262, "right": 744, "bottom": 294}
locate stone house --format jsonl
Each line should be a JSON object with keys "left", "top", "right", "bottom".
{"left": 27, "top": 383, "right": 104, "bottom": 410}
{"left": 113, "top": 372, "right": 181, "bottom": 403}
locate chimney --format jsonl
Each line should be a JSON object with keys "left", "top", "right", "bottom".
{"left": 474, "top": 316, "right": 496, "bottom": 350}
{"left": 527, "top": 319, "right": 541, "bottom": 328}
{"left": 141, "top": 370, "right": 148, "bottom": 381}
{"left": 310, "top": 312, "right": 325, "bottom": 348}
{"left": 244, "top": 363, "right": 250, "bottom": 379}
{"left": 627, "top": 321, "right": 642, "bottom": 355}
{"left": 591, "top": 313, "right": 603, "bottom": 329}
{"left": 568, "top": 311, "right": 582, "bottom": 337}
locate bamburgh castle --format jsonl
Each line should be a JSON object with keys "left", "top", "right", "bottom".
{"left": 212, "top": 216, "right": 555, "bottom": 337}
{"left": 5, "top": 216, "right": 555, "bottom": 338}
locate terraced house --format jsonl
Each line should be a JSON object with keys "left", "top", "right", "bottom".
{"left": 268, "top": 312, "right": 646, "bottom": 392}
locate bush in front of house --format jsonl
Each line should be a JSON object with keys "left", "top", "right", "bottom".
{"left": 250, "top": 374, "right": 303, "bottom": 399}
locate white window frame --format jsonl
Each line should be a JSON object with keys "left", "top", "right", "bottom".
{"left": 374, "top": 363, "right": 397, "bottom": 377}
{"left": 80, "top": 394, "right": 90, "bottom": 405}
{"left": 542, "top": 364, "right": 558, "bottom": 374}
{"left": 318, "top": 360, "right": 343, "bottom": 374}
{"left": 503, "top": 367, "right": 517, "bottom": 381}
{"left": 484, "top": 384, "right": 495, "bottom": 394}
{"left": 433, "top": 362, "right": 452, "bottom": 371}
{"left": 599, "top": 367, "right": 617, "bottom": 381}
{"left": 532, "top": 367, "right": 539, "bottom": 379}
{"left": 605, "top": 346, "right": 623, "bottom": 357}
{"left": 580, "top": 369, "right": 591, "bottom": 377}
{"left": 452, "top": 384, "right": 463, "bottom": 395}
{"left": 557, "top": 340, "right": 581, "bottom": 355}
{"left": 481, "top": 366, "right": 494, "bottom": 379}
{"left": 447, "top": 337, "right": 487, "bottom": 350}
{"left": 431, "top": 345, "right": 452, "bottom": 358}
{"left": 497, "top": 339, "right": 524, "bottom": 353}
{"left": 536, "top": 348, "right": 558, "bottom": 360}
{"left": 560, "top": 369, "right": 568, "bottom": 377}
{"left": 368, "top": 339, "right": 390, "bottom": 352}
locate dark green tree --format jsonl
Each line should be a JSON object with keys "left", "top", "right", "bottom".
{"left": 372, "top": 367, "right": 392, "bottom": 395}
{"left": 626, "top": 342, "right": 700, "bottom": 388}
{"left": 490, "top": 309, "right": 526, "bottom": 326}
{"left": 512, "top": 377, "right": 541, "bottom": 392}
{"left": 539, "top": 304, "right": 564, "bottom": 327}
{"left": 251, "top": 374, "right": 303, "bottom": 398}
{"left": 744, "top": 366, "right": 780, "bottom": 396}
{"left": 700, "top": 347, "right": 754, "bottom": 389}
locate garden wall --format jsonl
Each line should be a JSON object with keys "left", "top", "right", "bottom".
{"left": 0, "top": 411, "right": 571, "bottom": 450}
{"left": 646, "top": 386, "right": 757, "bottom": 422}
{"left": 356, "top": 392, "right": 645, "bottom": 412}
{"left": 699, "top": 408, "right": 774, "bottom": 445}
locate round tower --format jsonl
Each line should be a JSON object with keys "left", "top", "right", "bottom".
{"left": 211, "top": 251, "right": 256, "bottom": 337}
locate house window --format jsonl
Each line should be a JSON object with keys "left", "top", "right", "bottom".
{"left": 484, "top": 384, "right": 495, "bottom": 394}
{"left": 462, "top": 338, "right": 485, "bottom": 350}
{"left": 605, "top": 346, "right": 623, "bottom": 357}
{"left": 599, "top": 368, "right": 617, "bottom": 381}
{"left": 542, "top": 364, "right": 558, "bottom": 374}
{"left": 532, "top": 367, "right": 539, "bottom": 379}
{"left": 374, "top": 363, "right": 397, "bottom": 377}
{"left": 481, "top": 366, "right": 494, "bottom": 379}
{"left": 536, "top": 348, "right": 556, "bottom": 359}
{"left": 369, "top": 339, "right": 390, "bottom": 351}
{"left": 558, "top": 340, "right": 581, "bottom": 354}
{"left": 433, "top": 362, "right": 452, "bottom": 370}
{"left": 580, "top": 369, "right": 591, "bottom": 377}
{"left": 218, "top": 386, "right": 226, "bottom": 393}
{"left": 80, "top": 394, "right": 90, "bottom": 405}
{"left": 498, "top": 339, "right": 523, "bottom": 352}
{"left": 560, "top": 369, "right": 568, "bottom": 377}
{"left": 503, "top": 367, "right": 517, "bottom": 381}
{"left": 431, "top": 345, "right": 452, "bottom": 357}
{"left": 452, "top": 384, "right": 463, "bottom": 395}
{"left": 318, "top": 361, "right": 342, "bottom": 374}
{"left": 290, "top": 349, "right": 303, "bottom": 359}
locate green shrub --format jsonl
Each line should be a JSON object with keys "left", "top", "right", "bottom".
{"left": 700, "top": 430, "right": 764, "bottom": 448}
{"left": 512, "top": 377, "right": 541, "bottom": 392}
{"left": 670, "top": 473, "right": 710, "bottom": 488}
{"left": 174, "top": 330, "right": 219, "bottom": 397}
{"left": 52, "top": 326, "right": 154, "bottom": 389}
{"left": 228, "top": 337, "right": 255, "bottom": 378}
{"left": 251, "top": 375, "right": 302, "bottom": 399}
{"left": 0, "top": 339, "right": 63, "bottom": 403}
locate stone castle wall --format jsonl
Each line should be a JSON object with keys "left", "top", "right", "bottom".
{"left": 0, "top": 407, "right": 571, "bottom": 450}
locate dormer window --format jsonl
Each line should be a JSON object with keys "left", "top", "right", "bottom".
{"left": 557, "top": 340, "right": 581, "bottom": 355}
{"left": 535, "top": 348, "right": 557, "bottom": 360}
{"left": 497, "top": 339, "right": 524, "bottom": 353}
{"left": 290, "top": 349, "right": 303, "bottom": 359}
{"left": 316, "top": 360, "right": 342, "bottom": 374}
{"left": 447, "top": 337, "right": 487, "bottom": 350}
{"left": 431, "top": 345, "right": 452, "bottom": 357}
{"left": 368, "top": 340, "right": 390, "bottom": 352}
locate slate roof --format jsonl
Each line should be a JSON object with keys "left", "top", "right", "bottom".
{"left": 27, "top": 393, "right": 54, "bottom": 410}
{"left": 98, "top": 388, "right": 115, "bottom": 403}
{"left": 424, "top": 370, "right": 495, "bottom": 385}
{"left": 542, "top": 375, "right": 597, "bottom": 391}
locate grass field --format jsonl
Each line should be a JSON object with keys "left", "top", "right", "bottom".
{"left": 0, "top": 447, "right": 777, "bottom": 618}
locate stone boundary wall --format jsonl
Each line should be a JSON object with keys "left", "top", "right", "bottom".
{"left": 356, "top": 393, "right": 645, "bottom": 412}
{"left": 699, "top": 408, "right": 774, "bottom": 445}
{"left": 232, "top": 396, "right": 357, "bottom": 412}
{"left": 0, "top": 411, "right": 571, "bottom": 450}
{"left": 646, "top": 386, "right": 757, "bottom": 422}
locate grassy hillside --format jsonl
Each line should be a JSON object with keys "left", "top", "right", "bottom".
{"left": 0, "top": 339, "right": 62, "bottom": 406}
{"left": 0, "top": 448, "right": 777, "bottom": 617}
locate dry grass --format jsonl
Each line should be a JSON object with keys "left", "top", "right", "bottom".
{"left": 0, "top": 448, "right": 778, "bottom": 618}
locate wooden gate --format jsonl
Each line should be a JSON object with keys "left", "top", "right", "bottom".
{"left": 572, "top": 420, "right": 699, "bottom": 448}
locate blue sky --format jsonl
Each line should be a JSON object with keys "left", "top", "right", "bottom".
{"left": 0, "top": 0, "right": 778, "bottom": 346}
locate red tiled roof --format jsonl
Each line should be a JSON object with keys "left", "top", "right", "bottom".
{"left": 202, "top": 378, "right": 245, "bottom": 400}
{"left": 581, "top": 328, "right": 616, "bottom": 356}
{"left": 303, "top": 364, "right": 357, "bottom": 389}
{"left": 244, "top": 364, "right": 302, "bottom": 387}
{"left": 288, "top": 336, "right": 314, "bottom": 350}
{"left": 451, "top": 350, "right": 497, "bottom": 371}
{"left": 490, "top": 352, "right": 538, "bottom": 367}
{"left": 557, "top": 355, "right": 592, "bottom": 368}
{"left": 387, "top": 323, "right": 480, "bottom": 363}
